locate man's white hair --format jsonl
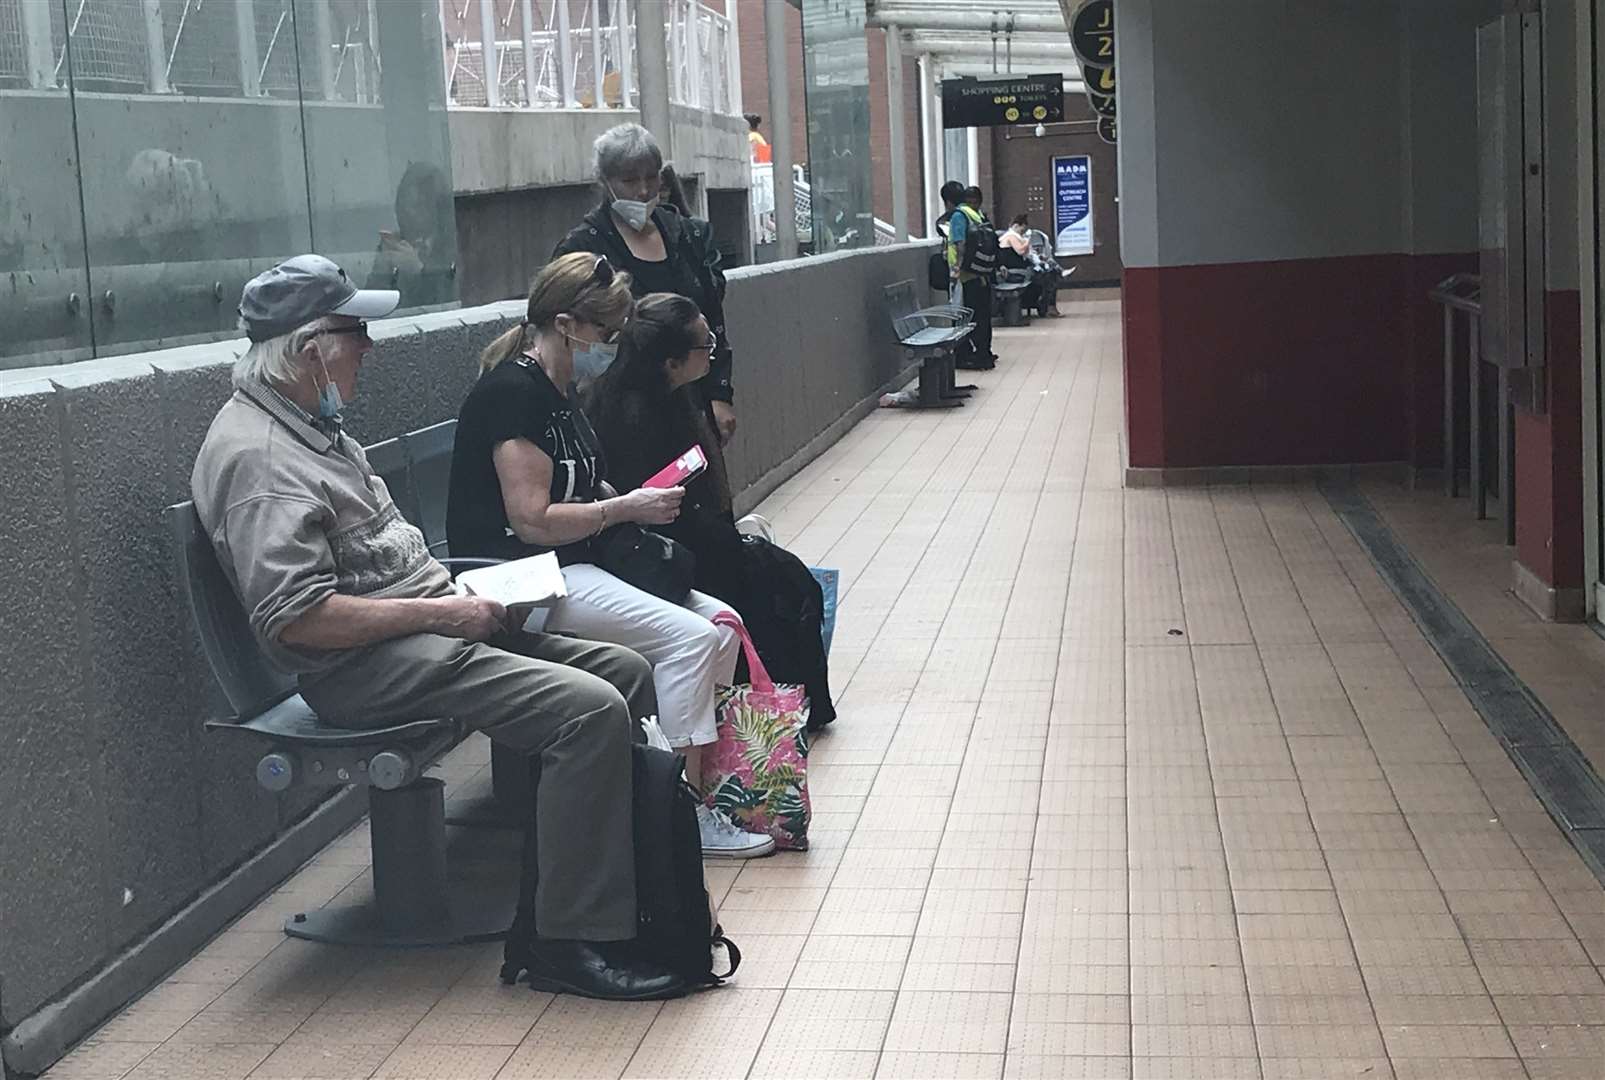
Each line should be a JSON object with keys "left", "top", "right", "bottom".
{"left": 233, "top": 316, "right": 334, "bottom": 387}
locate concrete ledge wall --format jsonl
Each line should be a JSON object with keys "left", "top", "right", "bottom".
{"left": 0, "top": 242, "right": 931, "bottom": 1070}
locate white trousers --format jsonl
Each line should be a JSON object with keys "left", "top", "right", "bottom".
{"left": 542, "top": 562, "right": 742, "bottom": 748}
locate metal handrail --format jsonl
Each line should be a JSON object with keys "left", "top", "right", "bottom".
{"left": 1429, "top": 271, "right": 1512, "bottom": 544}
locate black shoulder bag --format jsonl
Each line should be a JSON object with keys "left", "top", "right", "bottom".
{"left": 594, "top": 523, "right": 696, "bottom": 604}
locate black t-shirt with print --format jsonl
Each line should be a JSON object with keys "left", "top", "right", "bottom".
{"left": 446, "top": 356, "right": 607, "bottom": 565}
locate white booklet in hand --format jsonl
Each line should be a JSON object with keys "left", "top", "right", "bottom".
{"left": 453, "top": 552, "right": 568, "bottom": 610}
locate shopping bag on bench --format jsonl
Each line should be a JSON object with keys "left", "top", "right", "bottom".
{"left": 704, "top": 612, "right": 812, "bottom": 850}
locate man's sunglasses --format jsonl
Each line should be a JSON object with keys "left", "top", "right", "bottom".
{"left": 317, "top": 322, "right": 368, "bottom": 339}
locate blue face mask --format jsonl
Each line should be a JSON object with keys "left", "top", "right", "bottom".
{"left": 571, "top": 339, "right": 619, "bottom": 382}
{"left": 318, "top": 380, "right": 344, "bottom": 419}
{"left": 315, "top": 349, "right": 344, "bottom": 420}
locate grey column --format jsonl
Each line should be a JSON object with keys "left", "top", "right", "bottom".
{"left": 886, "top": 29, "right": 908, "bottom": 241}
{"left": 478, "top": 0, "right": 500, "bottom": 106}
{"left": 519, "top": 0, "right": 537, "bottom": 106}
{"left": 765, "top": 0, "right": 797, "bottom": 259}
{"left": 635, "top": 0, "right": 673, "bottom": 155}
{"left": 19, "top": 0, "right": 54, "bottom": 88}
{"left": 141, "top": 0, "right": 171, "bottom": 93}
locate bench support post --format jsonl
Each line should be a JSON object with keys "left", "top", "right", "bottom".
{"left": 372, "top": 779, "right": 450, "bottom": 929}
{"left": 285, "top": 777, "right": 518, "bottom": 946}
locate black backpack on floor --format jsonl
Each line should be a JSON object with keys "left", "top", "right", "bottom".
{"left": 734, "top": 536, "right": 837, "bottom": 730}
{"left": 501, "top": 747, "right": 740, "bottom": 990}
{"left": 631, "top": 743, "right": 741, "bottom": 987}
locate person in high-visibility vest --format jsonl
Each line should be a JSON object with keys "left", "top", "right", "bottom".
{"left": 939, "top": 181, "right": 995, "bottom": 370}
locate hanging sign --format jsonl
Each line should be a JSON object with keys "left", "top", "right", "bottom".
{"left": 1087, "top": 90, "right": 1115, "bottom": 118}
{"left": 1052, "top": 155, "right": 1094, "bottom": 256}
{"left": 1071, "top": 0, "right": 1115, "bottom": 68}
{"left": 942, "top": 74, "right": 1065, "bottom": 128}
{"left": 1098, "top": 116, "right": 1118, "bottom": 144}
{"left": 1086, "top": 63, "right": 1115, "bottom": 97}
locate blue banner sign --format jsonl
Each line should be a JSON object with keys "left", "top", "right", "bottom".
{"left": 1053, "top": 155, "right": 1094, "bottom": 257}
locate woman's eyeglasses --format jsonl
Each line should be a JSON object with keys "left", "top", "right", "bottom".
{"left": 695, "top": 330, "right": 718, "bottom": 352}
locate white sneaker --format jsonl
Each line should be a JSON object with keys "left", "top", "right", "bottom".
{"left": 696, "top": 804, "right": 776, "bottom": 860}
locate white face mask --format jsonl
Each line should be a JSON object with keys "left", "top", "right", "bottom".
{"left": 608, "top": 183, "right": 660, "bottom": 232}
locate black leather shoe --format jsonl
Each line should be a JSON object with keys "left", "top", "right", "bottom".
{"left": 523, "top": 939, "right": 687, "bottom": 1001}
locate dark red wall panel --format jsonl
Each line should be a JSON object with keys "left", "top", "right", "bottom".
{"left": 1123, "top": 267, "right": 1165, "bottom": 468}
{"left": 1121, "top": 255, "right": 1415, "bottom": 468}
{"left": 1514, "top": 290, "right": 1584, "bottom": 589}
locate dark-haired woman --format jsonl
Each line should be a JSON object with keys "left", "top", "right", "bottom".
{"left": 584, "top": 293, "right": 837, "bottom": 730}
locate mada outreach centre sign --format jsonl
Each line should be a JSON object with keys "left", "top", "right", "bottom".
{"left": 942, "top": 74, "right": 1065, "bottom": 128}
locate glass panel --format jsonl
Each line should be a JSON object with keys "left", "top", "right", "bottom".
{"left": 67, "top": 0, "right": 313, "bottom": 356}
{"left": 295, "top": 0, "right": 459, "bottom": 311}
{"left": 0, "top": 0, "right": 94, "bottom": 367}
{"left": 801, "top": 0, "right": 873, "bottom": 252}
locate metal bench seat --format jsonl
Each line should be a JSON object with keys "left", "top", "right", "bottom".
{"left": 901, "top": 325, "right": 971, "bottom": 349}
{"left": 209, "top": 698, "right": 454, "bottom": 748}
{"left": 884, "top": 278, "right": 977, "bottom": 408}
{"left": 166, "top": 499, "right": 517, "bottom": 948}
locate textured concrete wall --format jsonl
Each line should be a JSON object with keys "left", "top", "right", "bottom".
{"left": 450, "top": 106, "right": 749, "bottom": 197}
{"left": 0, "top": 243, "right": 929, "bottom": 1041}
{"left": 723, "top": 244, "right": 933, "bottom": 497}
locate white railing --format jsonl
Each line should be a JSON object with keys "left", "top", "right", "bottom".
{"left": 752, "top": 164, "right": 904, "bottom": 248}
{"left": 0, "top": 0, "right": 376, "bottom": 101}
{"left": 441, "top": 0, "right": 739, "bottom": 115}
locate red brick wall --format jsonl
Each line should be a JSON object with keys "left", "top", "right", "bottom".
{"left": 737, "top": 3, "right": 808, "bottom": 169}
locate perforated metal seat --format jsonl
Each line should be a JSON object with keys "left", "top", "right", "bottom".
{"left": 165, "top": 497, "right": 514, "bottom": 947}
{"left": 884, "top": 278, "right": 976, "bottom": 409}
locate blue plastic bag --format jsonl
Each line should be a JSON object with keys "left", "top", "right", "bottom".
{"left": 809, "top": 567, "right": 839, "bottom": 655}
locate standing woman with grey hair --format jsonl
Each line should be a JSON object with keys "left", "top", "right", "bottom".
{"left": 553, "top": 123, "right": 738, "bottom": 451}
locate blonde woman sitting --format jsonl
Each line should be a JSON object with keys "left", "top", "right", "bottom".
{"left": 446, "top": 251, "right": 772, "bottom": 859}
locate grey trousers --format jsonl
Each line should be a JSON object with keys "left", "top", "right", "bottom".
{"left": 300, "top": 630, "right": 656, "bottom": 941}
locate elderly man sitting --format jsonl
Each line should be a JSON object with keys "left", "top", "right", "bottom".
{"left": 191, "top": 255, "right": 682, "bottom": 1001}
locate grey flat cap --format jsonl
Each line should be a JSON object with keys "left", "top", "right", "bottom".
{"left": 239, "top": 255, "right": 399, "bottom": 342}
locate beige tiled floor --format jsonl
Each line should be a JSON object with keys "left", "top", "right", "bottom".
{"left": 47, "top": 292, "right": 1605, "bottom": 1080}
{"left": 1361, "top": 481, "right": 1605, "bottom": 773}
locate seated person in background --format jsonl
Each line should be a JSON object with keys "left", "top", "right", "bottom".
{"left": 445, "top": 252, "right": 775, "bottom": 860}
{"left": 584, "top": 293, "right": 837, "bottom": 730}
{"left": 192, "top": 255, "right": 682, "bottom": 1001}
{"left": 1002, "top": 214, "right": 1062, "bottom": 318}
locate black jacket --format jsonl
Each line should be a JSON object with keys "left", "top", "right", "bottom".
{"left": 583, "top": 384, "right": 745, "bottom": 605}
{"left": 554, "top": 205, "right": 735, "bottom": 404}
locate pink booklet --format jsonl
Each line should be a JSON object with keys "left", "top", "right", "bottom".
{"left": 643, "top": 445, "right": 709, "bottom": 489}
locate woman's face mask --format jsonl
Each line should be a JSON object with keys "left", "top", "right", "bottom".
{"left": 571, "top": 339, "right": 619, "bottom": 381}
{"left": 607, "top": 181, "right": 660, "bottom": 232}
{"left": 561, "top": 317, "right": 620, "bottom": 381}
